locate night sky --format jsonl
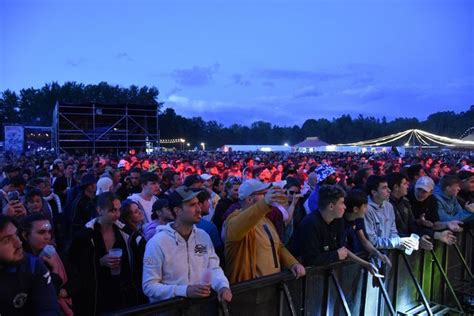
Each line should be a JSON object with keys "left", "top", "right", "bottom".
{"left": 1, "top": 0, "right": 473, "bottom": 126}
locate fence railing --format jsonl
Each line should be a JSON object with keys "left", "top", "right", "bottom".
{"left": 110, "top": 228, "right": 473, "bottom": 316}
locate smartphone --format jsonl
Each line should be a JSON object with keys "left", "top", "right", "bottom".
{"left": 7, "top": 191, "right": 20, "bottom": 201}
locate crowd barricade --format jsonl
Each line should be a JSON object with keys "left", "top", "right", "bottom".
{"left": 110, "top": 229, "right": 473, "bottom": 316}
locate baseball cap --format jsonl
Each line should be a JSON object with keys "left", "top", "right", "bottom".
{"left": 117, "top": 160, "right": 127, "bottom": 168}
{"left": 200, "top": 173, "right": 213, "bottom": 181}
{"left": 415, "top": 176, "right": 435, "bottom": 192}
{"left": 238, "top": 179, "right": 271, "bottom": 200}
{"left": 184, "top": 174, "right": 203, "bottom": 187}
{"left": 168, "top": 186, "right": 200, "bottom": 209}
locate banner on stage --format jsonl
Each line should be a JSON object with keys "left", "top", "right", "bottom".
{"left": 4, "top": 125, "right": 24, "bottom": 153}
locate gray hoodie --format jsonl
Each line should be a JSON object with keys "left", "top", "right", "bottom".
{"left": 142, "top": 223, "right": 229, "bottom": 302}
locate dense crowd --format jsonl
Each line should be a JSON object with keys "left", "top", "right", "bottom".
{"left": 0, "top": 149, "right": 473, "bottom": 315}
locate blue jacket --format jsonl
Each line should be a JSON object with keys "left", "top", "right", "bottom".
{"left": 434, "top": 190, "right": 474, "bottom": 222}
{"left": 0, "top": 253, "right": 59, "bottom": 316}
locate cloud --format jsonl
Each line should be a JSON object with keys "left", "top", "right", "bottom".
{"left": 255, "top": 68, "right": 347, "bottom": 81}
{"left": 262, "top": 81, "right": 275, "bottom": 87}
{"left": 116, "top": 52, "right": 133, "bottom": 62}
{"left": 231, "top": 74, "right": 251, "bottom": 86}
{"left": 293, "top": 85, "right": 321, "bottom": 99}
{"left": 342, "top": 85, "right": 384, "bottom": 101}
{"left": 171, "top": 63, "right": 220, "bottom": 86}
{"left": 165, "top": 86, "right": 182, "bottom": 97}
{"left": 66, "top": 57, "right": 87, "bottom": 67}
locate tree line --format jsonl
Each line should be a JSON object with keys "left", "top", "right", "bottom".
{"left": 1, "top": 82, "right": 473, "bottom": 149}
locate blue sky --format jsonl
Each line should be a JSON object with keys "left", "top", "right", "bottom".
{"left": 1, "top": 0, "right": 473, "bottom": 126}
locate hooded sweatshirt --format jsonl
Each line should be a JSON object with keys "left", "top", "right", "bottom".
{"left": 142, "top": 223, "right": 229, "bottom": 303}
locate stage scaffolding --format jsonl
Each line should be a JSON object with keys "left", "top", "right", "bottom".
{"left": 53, "top": 102, "right": 160, "bottom": 154}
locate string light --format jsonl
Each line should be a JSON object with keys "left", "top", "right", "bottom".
{"left": 337, "top": 129, "right": 474, "bottom": 147}
{"left": 160, "top": 138, "right": 186, "bottom": 144}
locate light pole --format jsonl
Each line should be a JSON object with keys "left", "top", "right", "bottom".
{"left": 200, "top": 142, "right": 205, "bottom": 151}
{"left": 180, "top": 139, "right": 185, "bottom": 151}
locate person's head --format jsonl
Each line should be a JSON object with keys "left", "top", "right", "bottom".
{"left": 344, "top": 189, "right": 368, "bottom": 220}
{"left": 458, "top": 171, "right": 474, "bottom": 193}
{"left": 315, "top": 164, "right": 337, "bottom": 185}
{"left": 120, "top": 199, "right": 144, "bottom": 229}
{"left": 0, "top": 215, "right": 24, "bottom": 265}
{"left": 407, "top": 164, "right": 426, "bottom": 182}
{"left": 205, "top": 161, "right": 219, "bottom": 176}
{"left": 64, "top": 163, "right": 75, "bottom": 178}
{"left": 238, "top": 179, "right": 271, "bottom": 207}
{"left": 284, "top": 177, "right": 301, "bottom": 202}
{"left": 183, "top": 174, "right": 204, "bottom": 189}
{"left": 19, "top": 213, "right": 51, "bottom": 255}
{"left": 429, "top": 165, "right": 440, "bottom": 181}
{"left": 196, "top": 190, "right": 211, "bottom": 216}
{"left": 212, "top": 176, "right": 224, "bottom": 195}
{"left": 200, "top": 174, "right": 213, "bottom": 190}
{"left": 129, "top": 168, "right": 141, "bottom": 187}
{"left": 25, "top": 189, "right": 44, "bottom": 213}
{"left": 170, "top": 172, "right": 182, "bottom": 188}
{"left": 225, "top": 176, "right": 241, "bottom": 201}
{"left": 366, "top": 175, "right": 390, "bottom": 202}
{"left": 387, "top": 172, "right": 409, "bottom": 198}
{"left": 96, "top": 192, "right": 121, "bottom": 224}
{"left": 318, "top": 185, "right": 346, "bottom": 219}
{"left": 96, "top": 176, "right": 113, "bottom": 196}
{"left": 440, "top": 163, "right": 451, "bottom": 174}
{"left": 1, "top": 176, "right": 26, "bottom": 194}
{"left": 22, "top": 169, "right": 31, "bottom": 182}
{"left": 141, "top": 172, "right": 160, "bottom": 196}
{"left": 80, "top": 173, "right": 97, "bottom": 197}
{"left": 353, "top": 168, "right": 373, "bottom": 188}
{"left": 168, "top": 186, "right": 201, "bottom": 225}
{"left": 440, "top": 174, "right": 460, "bottom": 197}
{"left": 151, "top": 199, "right": 174, "bottom": 224}
{"left": 110, "top": 169, "right": 121, "bottom": 185}
{"left": 414, "top": 176, "right": 435, "bottom": 202}
{"left": 245, "top": 158, "right": 254, "bottom": 168}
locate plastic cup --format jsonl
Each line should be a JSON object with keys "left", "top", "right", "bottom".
{"left": 40, "top": 245, "right": 56, "bottom": 257}
{"left": 410, "top": 234, "right": 420, "bottom": 250}
{"left": 405, "top": 234, "right": 419, "bottom": 255}
{"left": 108, "top": 248, "right": 123, "bottom": 276}
{"left": 201, "top": 268, "right": 213, "bottom": 285}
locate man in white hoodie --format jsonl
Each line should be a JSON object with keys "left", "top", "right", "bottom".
{"left": 142, "top": 186, "right": 232, "bottom": 303}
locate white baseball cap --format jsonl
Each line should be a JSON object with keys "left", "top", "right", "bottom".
{"left": 238, "top": 179, "right": 271, "bottom": 200}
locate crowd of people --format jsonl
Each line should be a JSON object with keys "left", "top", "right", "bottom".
{"left": 0, "top": 149, "right": 473, "bottom": 315}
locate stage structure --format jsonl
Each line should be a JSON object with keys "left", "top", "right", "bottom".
{"left": 53, "top": 102, "right": 160, "bottom": 154}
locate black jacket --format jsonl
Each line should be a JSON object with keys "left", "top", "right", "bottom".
{"left": 68, "top": 219, "right": 139, "bottom": 315}
{"left": 293, "top": 211, "right": 345, "bottom": 266}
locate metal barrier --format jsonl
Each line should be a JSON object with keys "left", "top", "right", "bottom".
{"left": 110, "top": 229, "right": 473, "bottom": 316}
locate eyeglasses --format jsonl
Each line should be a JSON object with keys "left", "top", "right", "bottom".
{"left": 287, "top": 190, "right": 300, "bottom": 195}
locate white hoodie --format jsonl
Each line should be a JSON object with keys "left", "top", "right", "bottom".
{"left": 142, "top": 223, "right": 229, "bottom": 302}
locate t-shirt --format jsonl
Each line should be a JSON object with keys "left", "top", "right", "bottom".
{"left": 343, "top": 218, "right": 365, "bottom": 253}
